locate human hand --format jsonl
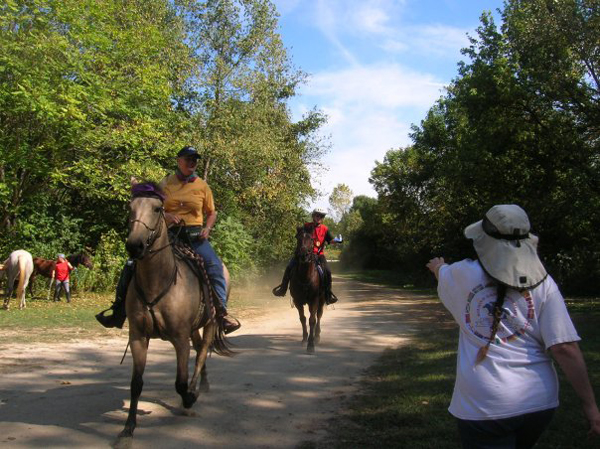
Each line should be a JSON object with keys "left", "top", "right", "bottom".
{"left": 165, "top": 212, "right": 181, "bottom": 225}
{"left": 200, "top": 227, "right": 212, "bottom": 240}
{"left": 586, "top": 408, "right": 600, "bottom": 437}
{"left": 426, "top": 257, "right": 445, "bottom": 280}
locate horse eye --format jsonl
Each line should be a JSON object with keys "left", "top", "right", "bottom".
{"left": 154, "top": 207, "right": 162, "bottom": 213}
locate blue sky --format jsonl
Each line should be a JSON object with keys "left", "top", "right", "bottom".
{"left": 272, "top": 0, "right": 504, "bottom": 211}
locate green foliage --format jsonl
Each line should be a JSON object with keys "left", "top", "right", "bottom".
{"left": 180, "top": 0, "right": 326, "bottom": 264}
{"left": 210, "top": 215, "right": 257, "bottom": 281}
{"left": 0, "top": 0, "right": 328, "bottom": 284}
{"left": 77, "top": 229, "right": 128, "bottom": 292}
{"left": 351, "top": 2, "right": 600, "bottom": 294}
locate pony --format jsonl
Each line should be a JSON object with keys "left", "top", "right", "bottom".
{"left": 116, "top": 182, "right": 231, "bottom": 444}
{"left": 289, "top": 226, "right": 326, "bottom": 354}
{"left": 2, "top": 250, "right": 34, "bottom": 310}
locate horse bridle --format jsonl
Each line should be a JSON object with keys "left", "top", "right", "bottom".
{"left": 296, "top": 230, "right": 317, "bottom": 264}
{"left": 129, "top": 205, "right": 169, "bottom": 256}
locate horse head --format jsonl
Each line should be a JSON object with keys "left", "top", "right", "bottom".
{"left": 295, "top": 226, "right": 314, "bottom": 263}
{"left": 70, "top": 252, "right": 94, "bottom": 269}
{"left": 126, "top": 182, "right": 166, "bottom": 260}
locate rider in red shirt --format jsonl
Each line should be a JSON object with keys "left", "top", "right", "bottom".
{"left": 272, "top": 208, "right": 342, "bottom": 304}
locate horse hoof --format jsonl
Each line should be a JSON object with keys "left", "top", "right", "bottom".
{"left": 182, "top": 393, "right": 198, "bottom": 409}
{"left": 199, "top": 382, "right": 210, "bottom": 393}
{"left": 181, "top": 407, "right": 197, "bottom": 417}
{"left": 113, "top": 434, "right": 133, "bottom": 449}
{"left": 306, "top": 345, "right": 315, "bottom": 354}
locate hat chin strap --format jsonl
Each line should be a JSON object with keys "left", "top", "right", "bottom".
{"left": 482, "top": 217, "right": 529, "bottom": 247}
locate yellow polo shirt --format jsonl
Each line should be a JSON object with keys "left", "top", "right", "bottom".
{"left": 160, "top": 174, "right": 215, "bottom": 226}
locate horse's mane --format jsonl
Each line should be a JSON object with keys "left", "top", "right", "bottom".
{"left": 131, "top": 181, "right": 165, "bottom": 202}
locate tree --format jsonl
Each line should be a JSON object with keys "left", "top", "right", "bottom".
{"left": 328, "top": 183, "right": 353, "bottom": 223}
{"left": 179, "top": 0, "right": 327, "bottom": 262}
{"left": 0, "top": 0, "right": 193, "bottom": 247}
{"left": 360, "top": 2, "right": 600, "bottom": 293}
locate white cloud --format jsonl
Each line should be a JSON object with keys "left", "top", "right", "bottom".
{"left": 294, "top": 62, "right": 444, "bottom": 207}
{"left": 350, "top": 3, "right": 393, "bottom": 34}
{"left": 379, "top": 24, "right": 471, "bottom": 60}
{"left": 307, "top": 63, "right": 445, "bottom": 110}
{"left": 409, "top": 24, "right": 472, "bottom": 57}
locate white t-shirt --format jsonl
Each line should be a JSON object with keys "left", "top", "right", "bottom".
{"left": 438, "top": 259, "right": 580, "bottom": 420}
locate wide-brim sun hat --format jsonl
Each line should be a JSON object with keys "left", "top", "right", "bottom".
{"left": 464, "top": 204, "right": 547, "bottom": 289}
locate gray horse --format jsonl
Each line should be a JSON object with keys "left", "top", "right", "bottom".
{"left": 115, "top": 183, "right": 231, "bottom": 445}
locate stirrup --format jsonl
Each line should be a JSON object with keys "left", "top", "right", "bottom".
{"left": 221, "top": 316, "right": 241, "bottom": 335}
{"left": 326, "top": 292, "right": 338, "bottom": 305}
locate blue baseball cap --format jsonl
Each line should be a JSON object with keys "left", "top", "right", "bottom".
{"left": 177, "top": 146, "right": 200, "bottom": 158}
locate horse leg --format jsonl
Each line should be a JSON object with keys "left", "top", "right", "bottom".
{"left": 173, "top": 337, "right": 196, "bottom": 409}
{"left": 295, "top": 303, "right": 308, "bottom": 343}
{"left": 315, "top": 298, "right": 324, "bottom": 345}
{"left": 28, "top": 273, "right": 35, "bottom": 299}
{"left": 307, "top": 301, "right": 317, "bottom": 354}
{"left": 190, "top": 324, "right": 215, "bottom": 394}
{"left": 4, "top": 276, "right": 15, "bottom": 310}
{"left": 119, "top": 336, "right": 148, "bottom": 439}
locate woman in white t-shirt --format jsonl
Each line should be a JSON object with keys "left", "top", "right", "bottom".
{"left": 426, "top": 204, "right": 600, "bottom": 448}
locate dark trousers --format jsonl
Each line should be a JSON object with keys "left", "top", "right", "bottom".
{"left": 457, "top": 408, "right": 555, "bottom": 449}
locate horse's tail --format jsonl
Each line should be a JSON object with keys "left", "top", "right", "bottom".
{"left": 211, "top": 282, "right": 235, "bottom": 356}
{"left": 16, "top": 256, "right": 27, "bottom": 301}
{"left": 211, "top": 322, "right": 233, "bottom": 356}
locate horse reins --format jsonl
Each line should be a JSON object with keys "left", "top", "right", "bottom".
{"left": 130, "top": 205, "right": 179, "bottom": 340}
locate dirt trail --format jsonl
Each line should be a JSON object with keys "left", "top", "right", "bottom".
{"left": 0, "top": 275, "right": 439, "bottom": 448}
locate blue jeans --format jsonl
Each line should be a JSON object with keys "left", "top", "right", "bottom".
{"left": 54, "top": 280, "right": 70, "bottom": 301}
{"left": 190, "top": 239, "right": 227, "bottom": 309}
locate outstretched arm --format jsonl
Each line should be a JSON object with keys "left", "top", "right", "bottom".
{"left": 426, "top": 257, "right": 446, "bottom": 280}
{"left": 550, "top": 341, "right": 600, "bottom": 437}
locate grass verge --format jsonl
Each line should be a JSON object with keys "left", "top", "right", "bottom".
{"left": 317, "top": 271, "right": 600, "bottom": 449}
{"left": 0, "top": 291, "right": 119, "bottom": 344}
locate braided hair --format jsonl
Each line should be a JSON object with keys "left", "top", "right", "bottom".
{"left": 475, "top": 282, "right": 508, "bottom": 365}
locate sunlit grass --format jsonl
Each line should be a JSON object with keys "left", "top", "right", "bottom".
{"left": 319, "top": 298, "right": 600, "bottom": 449}
{"left": 0, "top": 291, "right": 118, "bottom": 344}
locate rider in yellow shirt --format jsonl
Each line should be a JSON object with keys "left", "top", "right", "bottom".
{"left": 96, "top": 146, "right": 240, "bottom": 334}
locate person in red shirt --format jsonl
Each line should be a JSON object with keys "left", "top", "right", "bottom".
{"left": 272, "top": 208, "right": 342, "bottom": 304}
{"left": 53, "top": 254, "right": 73, "bottom": 302}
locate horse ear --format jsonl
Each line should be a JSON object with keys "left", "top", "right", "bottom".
{"left": 130, "top": 176, "right": 140, "bottom": 187}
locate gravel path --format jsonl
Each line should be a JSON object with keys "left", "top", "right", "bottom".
{"left": 0, "top": 275, "right": 438, "bottom": 448}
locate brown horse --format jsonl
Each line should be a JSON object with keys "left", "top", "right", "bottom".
{"left": 116, "top": 183, "right": 231, "bottom": 444}
{"left": 290, "top": 227, "right": 326, "bottom": 354}
{"left": 30, "top": 252, "right": 93, "bottom": 296}
{"left": 32, "top": 252, "right": 93, "bottom": 278}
